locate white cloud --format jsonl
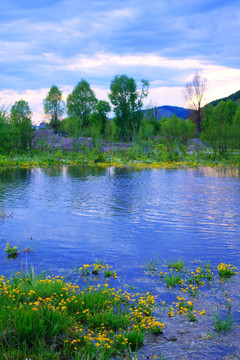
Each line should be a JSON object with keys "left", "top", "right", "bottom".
{"left": 61, "top": 52, "right": 207, "bottom": 72}
{"left": 1, "top": 55, "right": 240, "bottom": 125}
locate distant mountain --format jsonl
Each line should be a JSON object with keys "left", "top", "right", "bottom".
{"left": 208, "top": 90, "right": 240, "bottom": 107}
{"left": 142, "top": 105, "right": 191, "bottom": 120}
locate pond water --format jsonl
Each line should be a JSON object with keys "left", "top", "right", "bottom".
{"left": 0, "top": 166, "right": 240, "bottom": 359}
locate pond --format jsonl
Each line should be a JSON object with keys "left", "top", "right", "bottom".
{"left": 0, "top": 166, "right": 240, "bottom": 359}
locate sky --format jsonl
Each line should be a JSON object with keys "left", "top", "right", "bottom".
{"left": 0, "top": 0, "right": 240, "bottom": 124}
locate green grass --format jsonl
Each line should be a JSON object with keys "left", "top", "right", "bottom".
{"left": 168, "top": 259, "right": 184, "bottom": 271}
{"left": 165, "top": 274, "right": 183, "bottom": 287}
{"left": 217, "top": 263, "right": 238, "bottom": 278}
{"left": 212, "top": 306, "right": 235, "bottom": 332}
{"left": 2, "top": 143, "right": 240, "bottom": 173}
{"left": 0, "top": 268, "right": 165, "bottom": 359}
{"left": 145, "top": 253, "right": 160, "bottom": 273}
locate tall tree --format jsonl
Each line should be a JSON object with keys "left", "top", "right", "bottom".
{"left": 109, "top": 75, "right": 149, "bottom": 141}
{"left": 201, "top": 100, "right": 238, "bottom": 157}
{"left": 0, "top": 106, "right": 12, "bottom": 153}
{"left": 90, "top": 100, "right": 111, "bottom": 138}
{"left": 185, "top": 71, "right": 207, "bottom": 135}
{"left": 66, "top": 80, "right": 98, "bottom": 131}
{"left": 10, "top": 100, "right": 33, "bottom": 150}
{"left": 43, "top": 85, "right": 65, "bottom": 133}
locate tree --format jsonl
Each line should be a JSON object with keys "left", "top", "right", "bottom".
{"left": 109, "top": 75, "right": 149, "bottom": 141}
{"left": 66, "top": 80, "right": 98, "bottom": 131}
{"left": 201, "top": 100, "right": 238, "bottom": 157}
{"left": 185, "top": 71, "right": 207, "bottom": 135}
{"left": 0, "top": 106, "right": 12, "bottom": 153}
{"left": 10, "top": 100, "right": 33, "bottom": 150}
{"left": 161, "top": 115, "right": 195, "bottom": 145}
{"left": 89, "top": 100, "right": 111, "bottom": 138}
{"left": 43, "top": 85, "right": 65, "bottom": 133}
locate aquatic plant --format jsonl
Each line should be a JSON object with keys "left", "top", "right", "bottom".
{"left": 145, "top": 253, "right": 160, "bottom": 273}
{"left": 217, "top": 263, "right": 238, "bottom": 278}
{"left": 165, "top": 274, "right": 183, "bottom": 287}
{"left": 79, "top": 262, "right": 118, "bottom": 279}
{"left": 168, "top": 259, "right": 184, "bottom": 271}
{"left": 4, "top": 243, "right": 18, "bottom": 258}
{"left": 212, "top": 306, "right": 235, "bottom": 332}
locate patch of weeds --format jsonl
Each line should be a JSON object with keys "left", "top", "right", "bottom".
{"left": 174, "top": 296, "right": 197, "bottom": 322}
{"left": 0, "top": 269, "right": 165, "bottom": 359}
{"left": 104, "top": 270, "right": 117, "bottom": 278}
{"left": 212, "top": 305, "right": 235, "bottom": 332}
{"left": 188, "top": 311, "right": 197, "bottom": 322}
{"left": 217, "top": 263, "right": 238, "bottom": 278}
{"left": 168, "top": 259, "right": 184, "bottom": 271}
{"left": 165, "top": 274, "right": 183, "bottom": 288}
{"left": 145, "top": 253, "right": 160, "bottom": 273}
{"left": 4, "top": 243, "right": 18, "bottom": 258}
{"left": 188, "top": 285, "right": 200, "bottom": 297}
{"left": 78, "top": 262, "right": 118, "bottom": 279}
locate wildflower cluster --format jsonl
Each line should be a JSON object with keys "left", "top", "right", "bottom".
{"left": 0, "top": 270, "right": 164, "bottom": 359}
{"left": 174, "top": 297, "right": 197, "bottom": 322}
{"left": 148, "top": 260, "right": 237, "bottom": 327}
{"left": 79, "top": 263, "right": 117, "bottom": 279}
{"left": 4, "top": 243, "right": 18, "bottom": 258}
{"left": 217, "top": 263, "right": 238, "bottom": 278}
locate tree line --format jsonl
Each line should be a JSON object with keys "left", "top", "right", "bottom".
{"left": 0, "top": 72, "right": 240, "bottom": 159}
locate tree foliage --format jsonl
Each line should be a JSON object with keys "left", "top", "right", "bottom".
{"left": 43, "top": 85, "right": 65, "bottom": 133}
{"left": 161, "top": 115, "right": 195, "bottom": 144}
{"left": 201, "top": 100, "right": 239, "bottom": 156}
{"left": 10, "top": 100, "right": 33, "bottom": 151}
{"left": 0, "top": 106, "right": 12, "bottom": 153}
{"left": 66, "top": 80, "right": 98, "bottom": 132}
{"left": 109, "top": 75, "right": 149, "bottom": 141}
{"left": 89, "top": 100, "right": 111, "bottom": 138}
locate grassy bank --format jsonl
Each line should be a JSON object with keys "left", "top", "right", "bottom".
{"left": 0, "top": 266, "right": 164, "bottom": 360}
{"left": 1, "top": 142, "right": 240, "bottom": 170}
{"left": 0, "top": 260, "right": 238, "bottom": 359}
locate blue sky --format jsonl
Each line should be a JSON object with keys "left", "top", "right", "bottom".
{"left": 0, "top": 0, "right": 240, "bottom": 123}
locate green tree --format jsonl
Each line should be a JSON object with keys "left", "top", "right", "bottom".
{"left": 161, "top": 115, "right": 195, "bottom": 159}
{"left": 90, "top": 100, "right": 111, "bottom": 138}
{"left": 10, "top": 100, "right": 33, "bottom": 151}
{"left": 64, "top": 116, "right": 81, "bottom": 138}
{"left": 66, "top": 80, "right": 98, "bottom": 132}
{"left": 43, "top": 85, "right": 65, "bottom": 133}
{"left": 161, "top": 115, "right": 195, "bottom": 144}
{"left": 185, "top": 71, "right": 207, "bottom": 135}
{"left": 109, "top": 75, "right": 149, "bottom": 141}
{"left": 0, "top": 106, "right": 13, "bottom": 153}
{"left": 233, "top": 107, "right": 240, "bottom": 149}
{"left": 201, "top": 100, "right": 238, "bottom": 157}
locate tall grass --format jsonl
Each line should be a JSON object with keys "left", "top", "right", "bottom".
{"left": 0, "top": 269, "right": 165, "bottom": 359}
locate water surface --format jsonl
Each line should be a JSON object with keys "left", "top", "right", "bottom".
{"left": 0, "top": 166, "right": 239, "bottom": 275}
{"left": 0, "top": 166, "right": 240, "bottom": 359}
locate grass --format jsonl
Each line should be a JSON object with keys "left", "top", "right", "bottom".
{"left": 212, "top": 306, "right": 235, "bottom": 332}
{"left": 0, "top": 251, "right": 239, "bottom": 358}
{"left": 1, "top": 144, "right": 240, "bottom": 173}
{"left": 0, "top": 268, "right": 165, "bottom": 359}
{"left": 217, "top": 263, "right": 238, "bottom": 278}
{"left": 145, "top": 253, "right": 160, "bottom": 273}
{"left": 165, "top": 274, "right": 183, "bottom": 288}
{"left": 167, "top": 259, "right": 184, "bottom": 271}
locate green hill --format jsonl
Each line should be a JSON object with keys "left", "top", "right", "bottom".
{"left": 208, "top": 90, "right": 240, "bottom": 107}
